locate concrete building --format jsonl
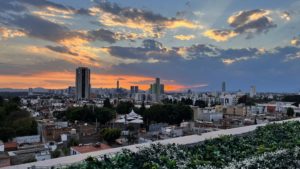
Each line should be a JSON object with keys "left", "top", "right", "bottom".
{"left": 192, "top": 107, "right": 223, "bottom": 122}
{"left": 8, "top": 144, "right": 50, "bottom": 165}
{"left": 250, "top": 85, "right": 256, "bottom": 98}
{"left": 130, "top": 86, "right": 139, "bottom": 94}
{"left": 150, "top": 78, "right": 164, "bottom": 102}
{"left": 0, "top": 143, "right": 10, "bottom": 168}
{"left": 222, "top": 81, "right": 226, "bottom": 93}
{"left": 76, "top": 67, "right": 91, "bottom": 100}
{"left": 220, "top": 94, "right": 238, "bottom": 106}
{"left": 70, "top": 144, "right": 111, "bottom": 155}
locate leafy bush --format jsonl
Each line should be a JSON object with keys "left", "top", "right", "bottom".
{"left": 65, "top": 121, "right": 300, "bottom": 169}
{"left": 100, "top": 128, "right": 121, "bottom": 144}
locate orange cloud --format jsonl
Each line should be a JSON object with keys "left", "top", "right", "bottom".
{"left": 0, "top": 27, "right": 26, "bottom": 40}
{"left": 203, "top": 29, "right": 238, "bottom": 42}
{"left": 0, "top": 71, "right": 195, "bottom": 92}
{"left": 90, "top": 6, "right": 199, "bottom": 38}
{"left": 174, "top": 34, "right": 195, "bottom": 41}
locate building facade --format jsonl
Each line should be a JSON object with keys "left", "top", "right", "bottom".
{"left": 150, "top": 78, "right": 164, "bottom": 102}
{"left": 76, "top": 67, "right": 91, "bottom": 100}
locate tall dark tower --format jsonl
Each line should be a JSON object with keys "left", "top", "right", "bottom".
{"left": 76, "top": 67, "right": 91, "bottom": 100}
{"left": 222, "top": 81, "right": 226, "bottom": 93}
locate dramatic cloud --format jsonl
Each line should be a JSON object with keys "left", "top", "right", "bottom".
{"left": 86, "top": 29, "right": 145, "bottom": 43}
{"left": 203, "top": 29, "right": 238, "bottom": 42}
{"left": 204, "top": 9, "right": 279, "bottom": 41}
{"left": 87, "top": 29, "right": 117, "bottom": 43}
{"left": 100, "top": 39, "right": 265, "bottom": 64}
{"left": 45, "top": 45, "right": 79, "bottom": 56}
{"left": 90, "top": 1, "right": 199, "bottom": 37}
{"left": 101, "top": 39, "right": 179, "bottom": 63}
{"left": 174, "top": 34, "right": 195, "bottom": 40}
{"left": 291, "top": 36, "right": 300, "bottom": 46}
{"left": 0, "top": 27, "right": 26, "bottom": 40}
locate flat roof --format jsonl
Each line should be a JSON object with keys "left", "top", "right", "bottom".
{"left": 71, "top": 144, "right": 111, "bottom": 154}
{"left": 4, "top": 117, "right": 300, "bottom": 169}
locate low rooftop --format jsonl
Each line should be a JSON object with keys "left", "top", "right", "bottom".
{"left": 71, "top": 144, "right": 111, "bottom": 154}
{"left": 5, "top": 117, "right": 300, "bottom": 169}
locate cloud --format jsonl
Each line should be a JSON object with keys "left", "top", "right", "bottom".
{"left": 280, "top": 11, "right": 291, "bottom": 21}
{"left": 291, "top": 36, "right": 300, "bottom": 46}
{"left": 285, "top": 52, "right": 300, "bottom": 62}
{"left": 45, "top": 45, "right": 79, "bottom": 56}
{"left": 222, "top": 56, "right": 259, "bottom": 65}
{"left": 174, "top": 34, "right": 195, "bottom": 40}
{"left": 100, "top": 39, "right": 264, "bottom": 64}
{"left": 86, "top": 29, "right": 145, "bottom": 43}
{"left": 204, "top": 9, "right": 278, "bottom": 41}
{"left": 5, "top": 14, "right": 82, "bottom": 43}
{"left": 101, "top": 42, "right": 177, "bottom": 63}
{"left": 203, "top": 29, "right": 238, "bottom": 42}
{"left": 90, "top": 1, "right": 199, "bottom": 36}
{"left": 87, "top": 29, "right": 117, "bottom": 43}
{"left": 0, "top": 27, "right": 26, "bottom": 40}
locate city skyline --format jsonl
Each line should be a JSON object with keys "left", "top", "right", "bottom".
{"left": 1, "top": 0, "right": 300, "bottom": 92}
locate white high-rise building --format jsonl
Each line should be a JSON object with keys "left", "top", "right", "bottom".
{"left": 250, "top": 85, "right": 256, "bottom": 98}
{"left": 76, "top": 67, "right": 91, "bottom": 100}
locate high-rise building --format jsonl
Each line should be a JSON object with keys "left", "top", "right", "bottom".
{"left": 222, "top": 81, "right": 226, "bottom": 92}
{"left": 28, "top": 88, "right": 33, "bottom": 96}
{"left": 117, "top": 80, "right": 120, "bottom": 89}
{"left": 250, "top": 85, "right": 256, "bottom": 98}
{"left": 76, "top": 67, "right": 91, "bottom": 100}
{"left": 150, "top": 77, "right": 164, "bottom": 102}
{"left": 130, "top": 86, "right": 139, "bottom": 94}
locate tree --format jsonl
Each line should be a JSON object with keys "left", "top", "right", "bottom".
{"left": 51, "top": 149, "right": 61, "bottom": 158}
{"left": 0, "top": 127, "right": 16, "bottom": 142}
{"left": 143, "top": 104, "right": 193, "bottom": 125}
{"left": 126, "top": 125, "right": 138, "bottom": 145}
{"left": 100, "top": 128, "right": 121, "bottom": 144}
{"left": 94, "top": 107, "right": 115, "bottom": 124}
{"left": 0, "top": 96, "right": 3, "bottom": 106}
{"left": 139, "top": 101, "right": 146, "bottom": 116}
{"left": 103, "top": 98, "right": 113, "bottom": 108}
{"left": 68, "top": 138, "right": 79, "bottom": 147}
{"left": 116, "top": 101, "right": 134, "bottom": 114}
{"left": 238, "top": 95, "right": 255, "bottom": 106}
{"left": 287, "top": 108, "right": 295, "bottom": 117}
{"left": 181, "top": 98, "right": 193, "bottom": 105}
{"left": 194, "top": 100, "right": 207, "bottom": 108}
{"left": 12, "top": 117, "right": 37, "bottom": 136}
{"left": 10, "top": 97, "right": 21, "bottom": 105}
{"left": 65, "top": 107, "right": 114, "bottom": 124}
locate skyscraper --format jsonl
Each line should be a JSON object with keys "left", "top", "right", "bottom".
{"left": 76, "top": 67, "right": 91, "bottom": 100}
{"left": 250, "top": 85, "right": 256, "bottom": 98}
{"left": 150, "top": 77, "right": 164, "bottom": 102}
{"left": 130, "top": 86, "right": 139, "bottom": 94}
{"left": 222, "top": 81, "right": 226, "bottom": 93}
{"left": 117, "top": 80, "right": 120, "bottom": 90}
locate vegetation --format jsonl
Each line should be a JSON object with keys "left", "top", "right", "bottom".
{"left": 103, "top": 98, "right": 113, "bottom": 109}
{"left": 143, "top": 104, "right": 193, "bottom": 125}
{"left": 51, "top": 149, "right": 61, "bottom": 158}
{"left": 0, "top": 97, "right": 37, "bottom": 142}
{"left": 282, "top": 95, "right": 300, "bottom": 106}
{"left": 65, "top": 121, "right": 300, "bottom": 169}
{"left": 287, "top": 107, "right": 295, "bottom": 117}
{"left": 116, "top": 101, "right": 134, "bottom": 114}
{"left": 238, "top": 95, "right": 255, "bottom": 106}
{"left": 100, "top": 128, "right": 121, "bottom": 144}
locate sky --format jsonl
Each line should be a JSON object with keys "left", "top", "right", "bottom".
{"left": 0, "top": 0, "right": 300, "bottom": 92}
